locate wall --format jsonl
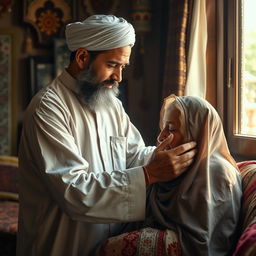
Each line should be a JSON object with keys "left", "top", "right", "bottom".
{"left": 0, "top": 1, "right": 165, "bottom": 155}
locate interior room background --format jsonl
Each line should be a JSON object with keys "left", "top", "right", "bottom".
{"left": 0, "top": 0, "right": 218, "bottom": 157}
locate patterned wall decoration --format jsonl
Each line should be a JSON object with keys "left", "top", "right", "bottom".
{"left": 0, "top": 0, "right": 13, "bottom": 17}
{"left": 132, "top": 0, "right": 152, "bottom": 35}
{"left": 23, "top": 0, "right": 73, "bottom": 45}
{"left": 83, "top": 0, "right": 119, "bottom": 16}
{"left": 0, "top": 30, "right": 16, "bottom": 155}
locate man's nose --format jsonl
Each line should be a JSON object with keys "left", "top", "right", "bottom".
{"left": 111, "top": 68, "right": 122, "bottom": 82}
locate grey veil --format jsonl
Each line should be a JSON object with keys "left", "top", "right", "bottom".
{"left": 146, "top": 95, "right": 242, "bottom": 255}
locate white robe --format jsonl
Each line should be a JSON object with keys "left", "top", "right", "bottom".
{"left": 17, "top": 70, "right": 154, "bottom": 256}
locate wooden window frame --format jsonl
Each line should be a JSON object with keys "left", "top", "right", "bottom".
{"left": 218, "top": 0, "right": 256, "bottom": 159}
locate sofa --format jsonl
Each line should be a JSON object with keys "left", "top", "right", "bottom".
{"left": 0, "top": 158, "right": 255, "bottom": 256}
{"left": 0, "top": 156, "right": 19, "bottom": 256}
{"left": 98, "top": 161, "right": 256, "bottom": 256}
{"left": 232, "top": 161, "right": 256, "bottom": 255}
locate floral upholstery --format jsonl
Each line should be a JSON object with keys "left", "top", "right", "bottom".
{"left": 0, "top": 155, "right": 19, "bottom": 234}
{"left": 0, "top": 201, "right": 19, "bottom": 234}
{"left": 0, "top": 156, "right": 19, "bottom": 256}
{"left": 98, "top": 227, "right": 181, "bottom": 256}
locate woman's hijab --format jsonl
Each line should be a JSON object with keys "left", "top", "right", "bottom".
{"left": 146, "top": 95, "right": 242, "bottom": 255}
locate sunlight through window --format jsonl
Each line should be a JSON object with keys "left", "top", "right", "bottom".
{"left": 240, "top": 0, "right": 256, "bottom": 135}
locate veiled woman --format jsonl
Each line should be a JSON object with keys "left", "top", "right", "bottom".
{"left": 98, "top": 95, "right": 242, "bottom": 256}
{"left": 145, "top": 95, "right": 242, "bottom": 255}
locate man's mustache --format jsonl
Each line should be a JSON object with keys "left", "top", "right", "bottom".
{"left": 100, "top": 80, "right": 119, "bottom": 87}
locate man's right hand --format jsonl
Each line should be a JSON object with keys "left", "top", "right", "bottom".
{"left": 143, "top": 135, "right": 197, "bottom": 186}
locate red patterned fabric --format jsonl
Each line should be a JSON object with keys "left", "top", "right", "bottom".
{"left": 233, "top": 162, "right": 256, "bottom": 255}
{"left": 0, "top": 164, "right": 19, "bottom": 193}
{"left": 237, "top": 161, "right": 256, "bottom": 170}
{"left": 0, "top": 201, "right": 19, "bottom": 234}
{"left": 238, "top": 162, "right": 256, "bottom": 230}
{"left": 98, "top": 227, "right": 181, "bottom": 256}
{"left": 233, "top": 221, "right": 256, "bottom": 256}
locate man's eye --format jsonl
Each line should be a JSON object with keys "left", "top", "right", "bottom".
{"left": 107, "top": 64, "right": 116, "bottom": 68}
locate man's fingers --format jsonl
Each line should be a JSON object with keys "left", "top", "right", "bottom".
{"left": 172, "top": 141, "right": 197, "bottom": 156}
{"left": 156, "top": 134, "right": 174, "bottom": 152}
{"left": 180, "top": 159, "right": 194, "bottom": 171}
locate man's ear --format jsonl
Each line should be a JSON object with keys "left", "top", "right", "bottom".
{"left": 75, "top": 48, "right": 89, "bottom": 69}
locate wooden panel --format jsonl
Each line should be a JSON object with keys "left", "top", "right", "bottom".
{"left": 206, "top": 0, "right": 217, "bottom": 108}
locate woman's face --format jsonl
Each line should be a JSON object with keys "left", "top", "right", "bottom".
{"left": 157, "top": 102, "right": 186, "bottom": 148}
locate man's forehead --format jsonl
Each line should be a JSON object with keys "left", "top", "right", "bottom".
{"left": 99, "top": 48, "right": 131, "bottom": 63}
{"left": 105, "top": 46, "right": 131, "bottom": 55}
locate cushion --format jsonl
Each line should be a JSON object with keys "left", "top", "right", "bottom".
{"left": 0, "top": 201, "right": 19, "bottom": 235}
{"left": 238, "top": 161, "right": 256, "bottom": 230}
{"left": 233, "top": 221, "right": 256, "bottom": 256}
{"left": 233, "top": 161, "right": 256, "bottom": 256}
{"left": 97, "top": 227, "right": 181, "bottom": 256}
{"left": 0, "top": 161, "right": 19, "bottom": 195}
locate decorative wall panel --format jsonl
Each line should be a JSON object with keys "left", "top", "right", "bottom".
{"left": 0, "top": 30, "right": 16, "bottom": 155}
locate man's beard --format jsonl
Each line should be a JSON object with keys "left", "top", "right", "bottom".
{"left": 78, "top": 67, "right": 120, "bottom": 111}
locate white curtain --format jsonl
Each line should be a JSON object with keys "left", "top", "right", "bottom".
{"left": 185, "top": 0, "right": 207, "bottom": 98}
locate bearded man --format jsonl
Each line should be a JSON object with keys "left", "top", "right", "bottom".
{"left": 17, "top": 15, "right": 196, "bottom": 255}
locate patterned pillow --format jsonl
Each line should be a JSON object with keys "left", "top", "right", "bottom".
{"left": 0, "top": 201, "right": 19, "bottom": 234}
{"left": 0, "top": 156, "right": 19, "bottom": 195}
{"left": 233, "top": 161, "right": 256, "bottom": 256}
{"left": 233, "top": 221, "right": 256, "bottom": 256}
{"left": 97, "top": 227, "right": 181, "bottom": 256}
{"left": 238, "top": 161, "right": 256, "bottom": 230}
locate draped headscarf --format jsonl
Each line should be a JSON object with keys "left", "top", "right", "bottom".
{"left": 147, "top": 95, "right": 242, "bottom": 255}
{"left": 65, "top": 15, "right": 136, "bottom": 51}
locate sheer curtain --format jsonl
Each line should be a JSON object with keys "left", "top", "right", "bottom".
{"left": 184, "top": 0, "right": 207, "bottom": 98}
{"left": 161, "top": 0, "right": 207, "bottom": 99}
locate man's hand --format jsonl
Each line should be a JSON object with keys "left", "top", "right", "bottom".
{"left": 143, "top": 135, "right": 197, "bottom": 185}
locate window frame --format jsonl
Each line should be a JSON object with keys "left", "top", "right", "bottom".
{"left": 223, "top": 0, "right": 256, "bottom": 159}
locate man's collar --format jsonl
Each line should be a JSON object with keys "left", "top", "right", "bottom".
{"left": 58, "top": 69, "right": 80, "bottom": 94}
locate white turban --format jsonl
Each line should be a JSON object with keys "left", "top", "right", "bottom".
{"left": 65, "top": 15, "right": 136, "bottom": 51}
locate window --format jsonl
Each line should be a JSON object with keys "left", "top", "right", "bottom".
{"left": 225, "top": 0, "right": 256, "bottom": 158}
